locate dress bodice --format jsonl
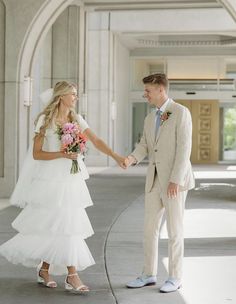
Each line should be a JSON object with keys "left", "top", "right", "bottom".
{"left": 34, "top": 114, "right": 89, "bottom": 153}
{"left": 43, "top": 127, "right": 61, "bottom": 152}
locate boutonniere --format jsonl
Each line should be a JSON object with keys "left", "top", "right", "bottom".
{"left": 160, "top": 111, "right": 172, "bottom": 125}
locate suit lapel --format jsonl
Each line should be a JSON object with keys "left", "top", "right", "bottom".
{"left": 155, "top": 99, "right": 174, "bottom": 144}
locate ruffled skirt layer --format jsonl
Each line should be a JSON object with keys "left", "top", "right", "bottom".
{"left": 0, "top": 155, "right": 95, "bottom": 275}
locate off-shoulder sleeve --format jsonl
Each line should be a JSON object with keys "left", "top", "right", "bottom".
{"left": 77, "top": 114, "right": 89, "bottom": 132}
{"left": 34, "top": 115, "right": 45, "bottom": 133}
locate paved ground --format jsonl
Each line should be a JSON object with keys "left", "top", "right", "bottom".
{"left": 0, "top": 164, "right": 236, "bottom": 304}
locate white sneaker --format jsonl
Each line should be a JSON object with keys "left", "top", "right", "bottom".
{"left": 160, "top": 278, "right": 181, "bottom": 293}
{"left": 126, "top": 275, "right": 157, "bottom": 288}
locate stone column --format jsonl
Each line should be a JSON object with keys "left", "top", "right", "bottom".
{"left": 86, "top": 12, "right": 112, "bottom": 166}
{"left": 30, "top": 28, "right": 53, "bottom": 138}
{"left": 52, "top": 5, "right": 80, "bottom": 85}
{"left": 0, "top": 1, "right": 5, "bottom": 177}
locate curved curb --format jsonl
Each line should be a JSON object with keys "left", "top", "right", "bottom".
{"left": 103, "top": 194, "right": 144, "bottom": 304}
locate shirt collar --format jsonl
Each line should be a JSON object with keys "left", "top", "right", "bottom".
{"left": 156, "top": 98, "right": 169, "bottom": 113}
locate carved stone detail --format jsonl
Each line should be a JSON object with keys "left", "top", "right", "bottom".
{"left": 199, "top": 134, "right": 211, "bottom": 146}
{"left": 199, "top": 119, "right": 211, "bottom": 131}
{"left": 198, "top": 148, "right": 211, "bottom": 161}
{"left": 200, "top": 104, "right": 211, "bottom": 116}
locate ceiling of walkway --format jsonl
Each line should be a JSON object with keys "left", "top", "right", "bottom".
{"left": 80, "top": 0, "right": 236, "bottom": 56}
{"left": 84, "top": 0, "right": 222, "bottom": 10}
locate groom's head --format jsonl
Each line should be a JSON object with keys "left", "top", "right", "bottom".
{"left": 142, "top": 73, "right": 169, "bottom": 106}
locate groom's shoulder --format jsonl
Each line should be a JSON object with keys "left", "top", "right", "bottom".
{"left": 171, "top": 99, "right": 185, "bottom": 111}
{"left": 171, "top": 100, "right": 190, "bottom": 115}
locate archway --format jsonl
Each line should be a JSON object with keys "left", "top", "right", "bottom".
{"left": 16, "top": 0, "right": 76, "bottom": 171}
{"left": 219, "top": 0, "right": 236, "bottom": 22}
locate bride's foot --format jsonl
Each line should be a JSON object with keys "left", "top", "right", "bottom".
{"left": 37, "top": 268, "right": 57, "bottom": 288}
{"left": 65, "top": 273, "right": 89, "bottom": 294}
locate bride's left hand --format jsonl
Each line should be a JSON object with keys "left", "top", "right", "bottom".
{"left": 114, "top": 154, "right": 127, "bottom": 169}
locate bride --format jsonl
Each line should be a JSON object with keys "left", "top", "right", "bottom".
{"left": 0, "top": 81, "right": 125, "bottom": 293}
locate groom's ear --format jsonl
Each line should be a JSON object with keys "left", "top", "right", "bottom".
{"left": 159, "top": 85, "right": 165, "bottom": 93}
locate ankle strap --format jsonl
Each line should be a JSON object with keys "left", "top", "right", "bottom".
{"left": 40, "top": 268, "right": 49, "bottom": 272}
{"left": 67, "top": 273, "right": 78, "bottom": 277}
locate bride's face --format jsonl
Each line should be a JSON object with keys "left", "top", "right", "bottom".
{"left": 60, "top": 88, "right": 78, "bottom": 108}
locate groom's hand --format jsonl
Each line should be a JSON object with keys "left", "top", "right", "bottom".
{"left": 167, "top": 182, "right": 179, "bottom": 199}
{"left": 124, "top": 155, "right": 137, "bottom": 168}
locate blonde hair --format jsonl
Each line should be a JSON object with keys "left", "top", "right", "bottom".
{"left": 34, "top": 81, "right": 78, "bottom": 136}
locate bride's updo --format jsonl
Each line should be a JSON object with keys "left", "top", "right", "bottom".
{"left": 34, "top": 81, "right": 78, "bottom": 136}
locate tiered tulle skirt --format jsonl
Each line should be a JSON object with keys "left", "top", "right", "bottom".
{"left": 0, "top": 156, "right": 95, "bottom": 275}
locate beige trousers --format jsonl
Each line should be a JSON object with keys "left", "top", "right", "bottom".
{"left": 143, "top": 174, "right": 187, "bottom": 280}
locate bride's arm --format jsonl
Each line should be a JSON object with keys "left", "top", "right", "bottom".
{"left": 33, "top": 134, "right": 77, "bottom": 161}
{"left": 83, "top": 128, "right": 126, "bottom": 168}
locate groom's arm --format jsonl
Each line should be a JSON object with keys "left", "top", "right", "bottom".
{"left": 169, "top": 106, "right": 192, "bottom": 186}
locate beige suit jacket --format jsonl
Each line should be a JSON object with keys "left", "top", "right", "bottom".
{"left": 131, "top": 99, "right": 195, "bottom": 193}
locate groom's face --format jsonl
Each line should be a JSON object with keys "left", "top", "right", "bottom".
{"left": 143, "top": 84, "right": 162, "bottom": 106}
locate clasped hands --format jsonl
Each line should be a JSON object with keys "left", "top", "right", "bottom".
{"left": 115, "top": 155, "right": 179, "bottom": 199}
{"left": 115, "top": 155, "right": 136, "bottom": 170}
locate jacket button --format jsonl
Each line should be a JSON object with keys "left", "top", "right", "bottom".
{"left": 154, "top": 149, "right": 157, "bottom": 152}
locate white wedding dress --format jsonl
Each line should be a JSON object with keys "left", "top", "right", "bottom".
{"left": 0, "top": 114, "right": 95, "bottom": 275}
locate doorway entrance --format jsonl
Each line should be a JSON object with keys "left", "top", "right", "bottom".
{"left": 132, "top": 102, "right": 153, "bottom": 151}
{"left": 222, "top": 106, "right": 236, "bottom": 161}
{"left": 177, "top": 100, "right": 220, "bottom": 164}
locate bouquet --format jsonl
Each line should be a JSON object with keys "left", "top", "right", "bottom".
{"left": 56, "top": 122, "right": 87, "bottom": 174}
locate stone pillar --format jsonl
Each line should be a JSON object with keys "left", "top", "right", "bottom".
{"left": 52, "top": 5, "right": 80, "bottom": 85}
{"left": 86, "top": 12, "right": 131, "bottom": 165}
{"left": 30, "top": 28, "right": 53, "bottom": 138}
{"left": 30, "top": 5, "right": 83, "bottom": 137}
{"left": 0, "top": 1, "right": 5, "bottom": 177}
{"left": 113, "top": 35, "right": 130, "bottom": 156}
{"left": 86, "top": 12, "right": 112, "bottom": 166}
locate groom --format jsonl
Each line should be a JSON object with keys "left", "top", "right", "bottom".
{"left": 125, "top": 73, "right": 195, "bottom": 293}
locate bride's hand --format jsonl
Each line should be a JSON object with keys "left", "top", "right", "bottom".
{"left": 62, "top": 152, "right": 78, "bottom": 160}
{"left": 113, "top": 154, "right": 127, "bottom": 169}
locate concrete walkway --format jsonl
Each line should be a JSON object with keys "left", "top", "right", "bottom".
{"left": 0, "top": 165, "right": 236, "bottom": 304}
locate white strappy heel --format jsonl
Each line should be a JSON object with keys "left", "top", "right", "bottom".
{"left": 65, "top": 273, "right": 89, "bottom": 294}
{"left": 37, "top": 268, "right": 57, "bottom": 288}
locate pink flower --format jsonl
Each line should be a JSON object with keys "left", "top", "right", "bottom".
{"left": 61, "top": 134, "right": 73, "bottom": 146}
{"left": 79, "top": 143, "right": 86, "bottom": 153}
{"left": 56, "top": 122, "right": 87, "bottom": 174}
{"left": 160, "top": 111, "right": 172, "bottom": 125}
{"left": 62, "top": 123, "right": 79, "bottom": 134}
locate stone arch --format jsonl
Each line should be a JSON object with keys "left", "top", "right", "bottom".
{"left": 219, "top": 0, "right": 236, "bottom": 22}
{"left": 16, "top": 0, "right": 75, "bottom": 171}
{"left": 17, "top": 0, "right": 75, "bottom": 81}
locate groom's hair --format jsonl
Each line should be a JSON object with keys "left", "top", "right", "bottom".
{"left": 143, "top": 73, "right": 169, "bottom": 90}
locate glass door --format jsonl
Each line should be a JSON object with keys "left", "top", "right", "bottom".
{"left": 132, "top": 102, "right": 155, "bottom": 151}
{"left": 222, "top": 106, "right": 236, "bottom": 161}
